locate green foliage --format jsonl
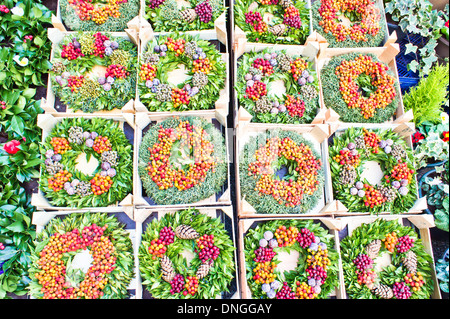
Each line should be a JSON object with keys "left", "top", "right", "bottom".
{"left": 414, "top": 118, "right": 449, "bottom": 169}
{"left": 403, "top": 63, "right": 449, "bottom": 125}
{"left": 435, "top": 251, "right": 449, "bottom": 293}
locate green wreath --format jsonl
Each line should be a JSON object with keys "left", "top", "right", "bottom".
{"left": 311, "top": 0, "right": 386, "bottom": 48}
{"left": 50, "top": 31, "right": 138, "bottom": 113}
{"left": 138, "top": 208, "right": 236, "bottom": 299}
{"left": 340, "top": 218, "right": 434, "bottom": 299}
{"left": 59, "top": 0, "right": 140, "bottom": 32}
{"left": 138, "top": 33, "right": 226, "bottom": 112}
{"left": 138, "top": 116, "right": 227, "bottom": 205}
{"left": 39, "top": 117, "right": 133, "bottom": 208}
{"left": 320, "top": 52, "right": 400, "bottom": 123}
{"left": 236, "top": 48, "right": 320, "bottom": 124}
{"left": 244, "top": 219, "right": 339, "bottom": 299}
{"left": 329, "top": 126, "right": 418, "bottom": 214}
{"left": 28, "top": 212, "right": 135, "bottom": 299}
{"left": 234, "top": 0, "right": 311, "bottom": 44}
{"left": 239, "top": 129, "right": 324, "bottom": 214}
{"left": 144, "top": 0, "right": 226, "bottom": 32}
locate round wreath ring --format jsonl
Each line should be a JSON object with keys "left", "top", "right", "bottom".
{"left": 138, "top": 116, "right": 227, "bottom": 205}
{"left": 311, "top": 0, "right": 386, "bottom": 48}
{"left": 239, "top": 129, "right": 324, "bottom": 214}
{"left": 329, "top": 126, "right": 418, "bottom": 214}
{"left": 40, "top": 117, "right": 133, "bottom": 208}
{"left": 28, "top": 213, "right": 135, "bottom": 299}
{"left": 235, "top": 0, "right": 310, "bottom": 44}
{"left": 138, "top": 208, "right": 236, "bottom": 299}
{"left": 236, "top": 48, "right": 321, "bottom": 124}
{"left": 59, "top": 0, "right": 140, "bottom": 32}
{"left": 50, "top": 31, "right": 138, "bottom": 113}
{"left": 340, "top": 218, "right": 434, "bottom": 299}
{"left": 138, "top": 33, "right": 226, "bottom": 112}
{"left": 244, "top": 219, "right": 339, "bottom": 299}
{"left": 320, "top": 52, "right": 400, "bottom": 123}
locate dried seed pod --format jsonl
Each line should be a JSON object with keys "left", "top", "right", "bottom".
{"left": 175, "top": 224, "right": 200, "bottom": 239}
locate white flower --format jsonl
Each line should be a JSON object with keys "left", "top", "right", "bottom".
{"left": 13, "top": 55, "right": 28, "bottom": 67}
{"left": 440, "top": 112, "right": 449, "bottom": 124}
{"left": 10, "top": 6, "right": 24, "bottom": 17}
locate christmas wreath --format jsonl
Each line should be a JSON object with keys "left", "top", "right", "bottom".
{"left": 234, "top": 0, "right": 311, "bottom": 44}
{"left": 143, "top": 0, "right": 226, "bottom": 32}
{"left": 329, "top": 126, "right": 418, "bottom": 214}
{"left": 236, "top": 48, "right": 320, "bottom": 124}
{"left": 340, "top": 218, "right": 434, "bottom": 299}
{"left": 39, "top": 117, "right": 133, "bottom": 208}
{"left": 239, "top": 129, "right": 324, "bottom": 214}
{"left": 244, "top": 219, "right": 339, "bottom": 299}
{"left": 138, "top": 33, "right": 226, "bottom": 112}
{"left": 59, "top": 0, "right": 140, "bottom": 32}
{"left": 50, "top": 31, "right": 138, "bottom": 113}
{"left": 28, "top": 213, "right": 135, "bottom": 299}
{"left": 320, "top": 52, "right": 400, "bottom": 123}
{"left": 138, "top": 208, "right": 236, "bottom": 299}
{"left": 138, "top": 116, "right": 227, "bottom": 205}
{"left": 311, "top": 0, "right": 386, "bottom": 48}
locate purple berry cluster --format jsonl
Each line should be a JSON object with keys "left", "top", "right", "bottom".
{"left": 353, "top": 253, "right": 374, "bottom": 271}
{"left": 392, "top": 281, "right": 412, "bottom": 299}
{"left": 159, "top": 226, "right": 175, "bottom": 245}
{"left": 170, "top": 274, "right": 185, "bottom": 294}
{"left": 275, "top": 282, "right": 296, "bottom": 299}
{"left": 306, "top": 265, "right": 327, "bottom": 283}
{"left": 195, "top": 1, "right": 213, "bottom": 23}
{"left": 396, "top": 235, "right": 415, "bottom": 253}
{"left": 253, "top": 247, "right": 276, "bottom": 263}
{"left": 196, "top": 234, "right": 220, "bottom": 263}
{"left": 297, "top": 228, "right": 315, "bottom": 248}
{"left": 148, "top": 0, "right": 165, "bottom": 9}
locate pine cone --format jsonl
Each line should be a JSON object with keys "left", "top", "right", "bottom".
{"left": 371, "top": 283, "right": 394, "bottom": 299}
{"left": 402, "top": 250, "right": 417, "bottom": 274}
{"left": 180, "top": 8, "right": 197, "bottom": 23}
{"left": 175, "top": 224, "right": 200, "bottom": 239}
{"left": 160, "top": 255, "right": 176, "bottom": 283}
{"left": 365, "top": 239, "right": 381, "bottom": 259}
{"left": 196, "top": 261, "right": 213, "bottom": 279}
{"left": 280, "top": 0, "right": 293, "bottom": 9}
{"left": 268, "top": 24, "right": 287, "bottom": 36}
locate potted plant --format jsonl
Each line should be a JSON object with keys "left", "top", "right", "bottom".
{"left": 435, "top": 249, "right": 449, "bottom": 296}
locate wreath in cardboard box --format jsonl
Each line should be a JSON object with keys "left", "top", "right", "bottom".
{"left": 340, "top": 218, "right": 434, "bottom": 299}
{"left": 244, "top": 219, "right": 339, "bottom": 299}
{"left": 28, "top": 213, "right": 135, "bottom": 299}
{"left": 138, "top": 116, "right": 227, "bottom": 205}
{"left": 138, "top": 208, "right": 235, "bottom": 299}
{"left": 234, "top": 0, "right": 311, "bottom": 44}
{"left": 59, "top": 0, "right": 140, "bottom": 32}
{"left": 50, "top": 31, "right": 138, "bottom": 113}
{"left": 39, "top": 117, "right": 133, "bottom": 208}
{"left": 239, "top": 129, "right": 324, "bottom": 214}
{"left": 138, "top": 33, "right": 226, "bottom": 112}
{"left": 236, "top": 48, "right": 320, "bottom": 124}
{"left": 320, "top": 52, "right": 400, "bottom": 123}
{"left": 329, "top": 126, "right": 418, "bottom": 214}
{"left": 144, "top": 0, "right": 226, "bottom": 32}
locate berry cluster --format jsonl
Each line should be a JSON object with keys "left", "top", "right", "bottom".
{"left": 283, "top": 5, "right": 302, "bottom": 29}
{"left": 353, "top": 253, "right": 373, "bottom": 271}
{"left": 362, "top": 184, "right": 386, "bottom": 208}
{"left": 404, "top": 272, "right": 424, "bottom": 292}
{"left": 306, "top": 265, "right": 327, "bottom": 283}
{"left": 289, "top": 58, "right": 308, "bottom": 81}
{"left": 333, "top": 148, "right": 361, "bottom": 167}
{"left": 392, "top": 281, "right": 412, "bottom": 299}
{"left": 165, "top": 37, "right": 185, "bottom": 56}
{"left": 196, "top": 234, "right": 220, "bottom": 263}
{"left": 92, "top": 136, "right": 112, "bottom": 154}
{"left": 48, "top": 170, "right": 73, "bottom": 193}
{"left": 245, "top": 11, "right": 268, "bottom": 34}
{"left": 184, "top": 275, "right": 199, "bottom": 296}
{"left": 1, "top": 101, "right": 7, "bottom": 110}
{"left": 363, "top": 128, "right": 381, "bottom": 153}
{"left": 139, "top": 63, "right": 157, "bottom": 82}
{"left": 275, "top": 282, "right": 296, "bottom": 299}
{"left": 245, "top": 81, "right": 267, "bottom": 101}
{"left": 356, "top": 268, "right": 377, "bottom": 287}
{"left": 0, "top": 5, "right": 10, "bottom": 13}
{"left": 296, "top": 228, "right": 315, "bottom": 248}
{"left": 67, "top": 75, "right": 85, "bottom": 93}
{"left": 252, "top": 58, "right": 274, "bottom": 76}
{"left": 50, "top": 137, "right": 71, "bottom": 154}
{"left": 275, "top": 225, "right": 299, "bottom": 247}
{"left": 382, "top": 231, "right": 398, "bottom": 253}
{"left": 253, "top": 247, "right": 276, "bottom": 263}
{"left": 337, "top": 55, "right": 396, "bottom": 119}
{"left": 105, "top": 64, "right": 129, "bottom": 79}
{"left": 170, "top": 274, "right": 185, "bottom": 294}
{"left": 396, "top": 235, "right": 415, "bottom": 253}
{"left": 23, "top": 35, "right": 34, "bottom": 43}
{"left": 390, "top": 160, "right": 414, "bottom": 183}
{"left": 148, "top": 238, "right": 167, "bottom": 259}
{"left": 253, "top": 261, "right": 277, "bottom": 284}
{"left": 148, "top": 0, "right": 165, "bottom": 9}
{"left": 284, "top": 94, "right": 306, "bottom": 118}
{"left": 92, "top": 32, "right": 109, "bottom": 57}
{"left": 61, "top": 42, "right": 84, "bottom": 60}
{"left": 195, "top": 1, "right": 213, "bottom": 23}
{"left": 0, "top": 242, "right": 5, "bottom": 250}
{"left": 296, "top": 281, "right": 317, "bottom": 299}
{"left": 258, "top": 0, "right": 278, "bottom": 4}
{"left": 159, "top": 226, "right": 175, "bottom": 245}
{"left": 192, "top": 57, "right": 212, "bottom": 74}
{"left": 90, "top": 173, "right": 113, "bottom": 195}
{"left": 171, "top": 88, "right": 191, "bottom": 108}
{"left": 68, "top": 0, "right": 124, "bottom": 25}
{"left": 307, "top": 245, "right": 331, "bottom": 269}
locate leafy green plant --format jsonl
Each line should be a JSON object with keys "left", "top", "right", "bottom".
{"left": 385, "top": 0, "right": 448, "bottom": 75}
{"left": 403, "top": 63, "right": 449, "bottom": 125}
{"left": 435, "top": 250, "right": 449, "bottom": 293}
